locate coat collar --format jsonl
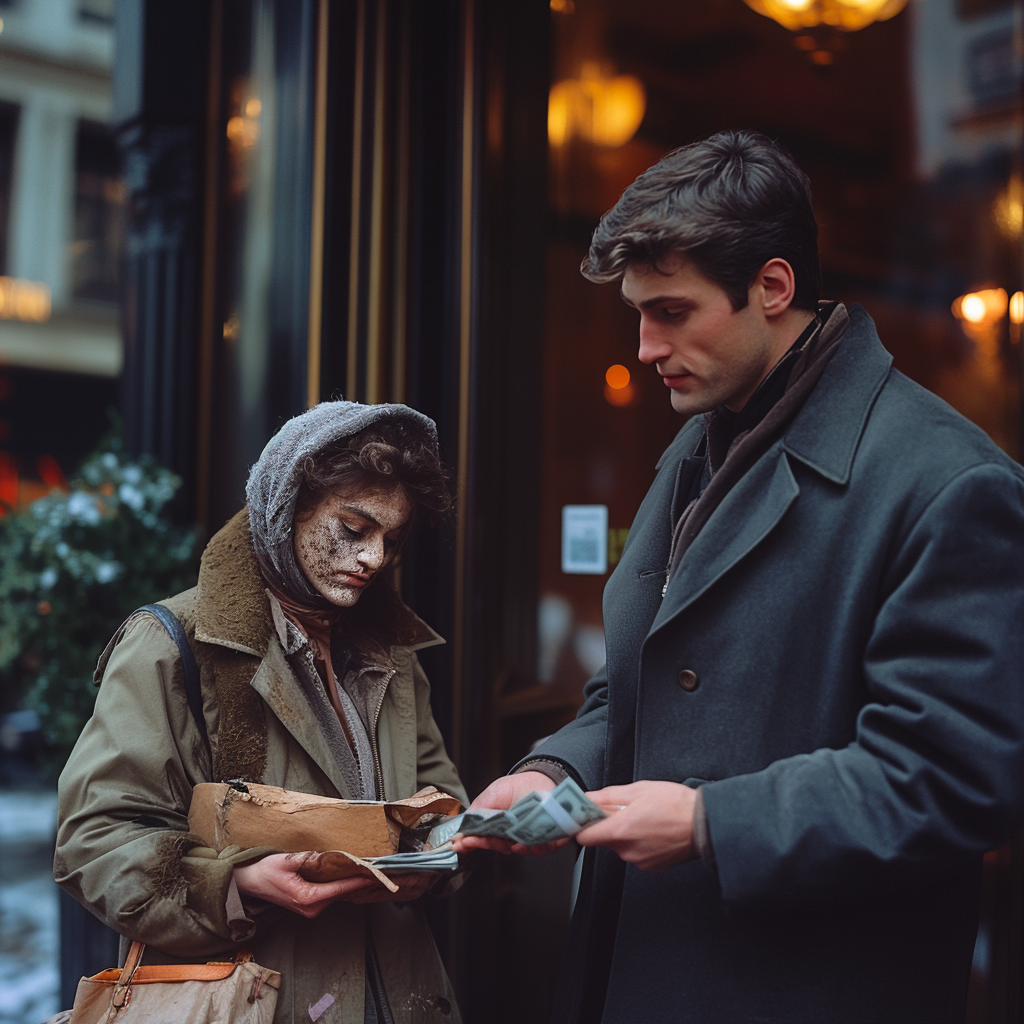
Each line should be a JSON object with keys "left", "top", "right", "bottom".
{"left": 781, "top": 303, "right": 892, "bottom": 484}
{"left": 649, "top": 304, "right": 892, "bottom": 631}
{"left": 194, "top": 508, "right": 444, "bottom": 658}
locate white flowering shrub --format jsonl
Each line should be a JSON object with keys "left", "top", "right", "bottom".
{"left": 0, "top": 440, "right": 199, "bottom": 777}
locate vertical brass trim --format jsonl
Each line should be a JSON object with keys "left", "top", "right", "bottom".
{"left": 196, "top": 0, "right": 223, "bottom": 529}
{"left": 390, "top": 14, "right": 411, "bottom": 405}
{"left": 346, "top": 0, "right": 367, "bottom": 400}
{"left": 306, "top": 0, "right": 329, "bottom": 409}
{"left": 366, "top": 0, "right": 388, "bottom": 404}
{"left": 452, "top": 0, "right": 475, "bottom": 767}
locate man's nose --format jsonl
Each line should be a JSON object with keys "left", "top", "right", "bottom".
{"left": 637, "top": 318, "right": 672, "bottom": 365}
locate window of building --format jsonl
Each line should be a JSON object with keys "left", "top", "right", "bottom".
{"left": 70, "top": 119, "right": 124, "bottom": 304}
{"left": 0, "top": 102, "right": 18, "bottom": 276}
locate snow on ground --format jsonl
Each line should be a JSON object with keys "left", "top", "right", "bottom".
{"left": 0, "top": 788, "right": 59, "bottom": 1024}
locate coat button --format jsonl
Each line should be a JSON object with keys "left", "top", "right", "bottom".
{"left": 678, "top": 669, "right": 699, "bottom": 691}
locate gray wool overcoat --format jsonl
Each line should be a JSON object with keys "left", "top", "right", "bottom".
{"left": 529, "top": 305, "right": 1024, "bottom": 1024}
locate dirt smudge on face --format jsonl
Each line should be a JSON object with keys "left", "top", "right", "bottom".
{"left": 294, "top": 484, "right": 412, "bottom": 607}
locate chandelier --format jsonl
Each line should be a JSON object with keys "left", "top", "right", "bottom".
{"left": 742, "top": 0, "right": 909, "bottom": 33}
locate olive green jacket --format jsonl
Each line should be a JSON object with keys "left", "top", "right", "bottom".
{"left": 55, "top": 510, "right": 468, "bottom": 1024}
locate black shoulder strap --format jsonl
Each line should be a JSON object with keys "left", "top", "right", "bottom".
{"left": 137, "top": 604, "right": 209, "bottom": 746}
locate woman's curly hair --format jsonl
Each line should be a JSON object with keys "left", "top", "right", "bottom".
{"left": 294, "top": 418, "right": 452, "bottom": 527}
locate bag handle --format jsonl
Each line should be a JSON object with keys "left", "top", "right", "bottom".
{"left": 110, "top": 942, "right": 145, "bottom": 1011}
{"left": 107, "top": 942, "right": 254, "bottom": 1015}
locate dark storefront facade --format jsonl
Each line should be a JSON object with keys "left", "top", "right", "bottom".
{"left": 111, "top": 1, "right": 1024, "bottom": 1020}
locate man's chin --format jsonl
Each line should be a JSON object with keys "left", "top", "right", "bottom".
{"left": 669, "top": 389, "right": 716, "bottom": 418}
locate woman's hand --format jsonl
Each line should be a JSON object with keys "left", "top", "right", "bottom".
{"left": 234, "top": 852, "right": 400, "bottom": 918}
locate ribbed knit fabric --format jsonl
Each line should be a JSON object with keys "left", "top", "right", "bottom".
{"left": 245, "top": 400, "right": 437, "bottom": 606}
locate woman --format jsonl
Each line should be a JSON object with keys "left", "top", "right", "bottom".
{"left": 54, "top": 401, "right": 467, "bottom": 1024}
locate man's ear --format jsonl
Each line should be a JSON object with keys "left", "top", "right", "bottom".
{"left": 752, "top": 258, "right": 796, "bottom": 317}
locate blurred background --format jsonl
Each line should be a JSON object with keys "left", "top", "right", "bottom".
{"left": 0, "top": 0, "right": 1022, "bottom": 1021}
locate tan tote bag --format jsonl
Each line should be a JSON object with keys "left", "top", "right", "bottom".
{"left": 52, "top": 940, "right": 280, "bottom": 1024}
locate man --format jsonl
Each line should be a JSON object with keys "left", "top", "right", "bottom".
{"left": 454, "top": 131, "right": 1024, "bottom": 1023}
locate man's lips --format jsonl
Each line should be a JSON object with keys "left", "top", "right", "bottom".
{"left": 660, "top": 372, "right": 691, "bottom": 388}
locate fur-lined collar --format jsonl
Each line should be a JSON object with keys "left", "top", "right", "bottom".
{"left": 194, "top": 508, "right": 443, "bottom": 657}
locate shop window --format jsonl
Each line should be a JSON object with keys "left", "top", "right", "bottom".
{"left": 70, "top": 119, "right": 124, "bottom": 304}
{"left": 0, "top": 102, "right": 18, "bottom": 276}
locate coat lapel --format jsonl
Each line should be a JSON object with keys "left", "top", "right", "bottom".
{"left": 651, "top": 447, "right": 799, "bottom": 633}
{"left": 646, "top": 303, "right": 891, "bottom": 637}
{"left": 248, "top": 637, "right": 355, "bottom": 797}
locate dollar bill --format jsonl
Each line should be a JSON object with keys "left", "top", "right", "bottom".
{"left": 434, "top": 778, "right": 607, "bottom": 847}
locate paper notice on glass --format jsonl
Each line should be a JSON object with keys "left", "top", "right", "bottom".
{"left": 561, "top": 505, "right": 608, "bottom": 574}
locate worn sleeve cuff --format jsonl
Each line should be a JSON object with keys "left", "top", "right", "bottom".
{"left": 692, "top": 788, "right": 717, "bottom": 874}
{"left": 179, "top": 844, "right": 277, "bottom": 940}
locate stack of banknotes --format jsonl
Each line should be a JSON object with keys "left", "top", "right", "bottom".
{"left": 366, "top": 847, "right": 461, "bottom": 873}
{"left": 374, "top": 778, "right": 607, "bottom": 874}
{"left": 427, "top": 777, "right": 606, "bottom": 849}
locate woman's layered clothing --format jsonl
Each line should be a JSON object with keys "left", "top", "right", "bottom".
{"left": 55, "top": 510, "right": 467, "bottom": 1024}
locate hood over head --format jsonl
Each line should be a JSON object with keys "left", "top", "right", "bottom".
{"left": 245, "top": 400, "right": 438, "bottom": 605}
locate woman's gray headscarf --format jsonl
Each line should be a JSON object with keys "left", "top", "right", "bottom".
{"left": 245, "top": 400, "right": 438, "bottom": 604}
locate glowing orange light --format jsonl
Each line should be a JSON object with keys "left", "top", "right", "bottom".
{"left": 549, "top": 66, "right": 646, "bottom": 149}
{"left": 1010, "top": 291, "right": 1024, "bottom": 325}
{"left": 742, "top": 0, "right": 909, "bottom": 32}
{"left": 605, "top": 383, "right": 635, "bottom": 407}
{"left": 227, "top": 114, "right": 259, "bottom": 149}
{"left": 605, "top": 364, "right": 631, "bottom": 389}
{"left": 952, "top": 288, "right": 1008, "bottom": 326}
{"left": 245, "top": 98, "right": 262, "bottom": 117}
{"left": 0, "top": 277, "right": 51, "bottom": 323}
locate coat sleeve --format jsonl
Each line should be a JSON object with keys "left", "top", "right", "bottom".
{"left": 54, "top": 614, "right": 269, "bottom": 957}
{"left": 512, "top": 663, "right": 611, "bottom": 792}
{"left": 411, "top": 654, "right": 469, "bottom": 807}
{"left": 702, "top": 462, "right": 1024, "bottom": 904}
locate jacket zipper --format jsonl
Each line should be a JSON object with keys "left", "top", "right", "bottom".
{"left": 368, "top": 668, "right": 396, "bottom": 799}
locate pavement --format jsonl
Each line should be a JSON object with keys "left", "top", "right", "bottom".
{"left": 0, "top": 787, "right": 60, "bottom": 1024}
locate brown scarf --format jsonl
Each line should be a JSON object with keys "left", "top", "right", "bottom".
{"left": 266, "top": 584, "right": 353, "bottom": 728}
{"left": 666, "top": 301, "right": 850, "bottom": 584}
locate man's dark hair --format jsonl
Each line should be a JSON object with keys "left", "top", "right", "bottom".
{"left": 582, "top": 130, "right": 821, "bottom": 311}
{"left": 294, "top": 419, "right": 452, "bottom": 527}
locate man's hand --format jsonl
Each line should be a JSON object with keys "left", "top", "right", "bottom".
{"left": 575, "top": 781, "right": 698, "bottom": 871}
{"left": 234, "top": 852, "right": 429, "bottom": 918}
{"left": 451, "top": 771, "right": 570, "bottom": 857}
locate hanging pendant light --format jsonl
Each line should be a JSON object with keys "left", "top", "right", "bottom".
{"left": 742, "top": 0, "right": 909, "bottom": 33}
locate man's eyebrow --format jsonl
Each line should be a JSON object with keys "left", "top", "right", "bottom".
{"left": 619, "top": 290, "right": 691, "bottom": 310}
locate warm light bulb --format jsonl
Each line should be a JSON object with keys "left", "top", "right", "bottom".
{"left": 605, "top": 364, "right": 631, "bottom": 389}
{"left": 960, "top": 295, "right": 988, "bottom": 323}
{"left": 549, "top": 71, "right": 646, "bottom": 149}
{"left": 1010, "top": 291, "right": 1024, "bottom": 325}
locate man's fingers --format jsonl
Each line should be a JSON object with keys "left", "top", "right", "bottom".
{"left": 452, "top": 835, "right": 517, "bottom": 855}
{"left": 575, "top": 818, "right": 616, "bottom": 846}
{"left": 587, "top": 784, "right": 639, "bottom": 806}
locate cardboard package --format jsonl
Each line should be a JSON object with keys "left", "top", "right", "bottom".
{"left": 188, "top": 782, "right": 462, "bottom": 889}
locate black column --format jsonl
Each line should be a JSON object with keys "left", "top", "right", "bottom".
{"left": 115, "top": 1, "right": 211, "bottom": 521}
